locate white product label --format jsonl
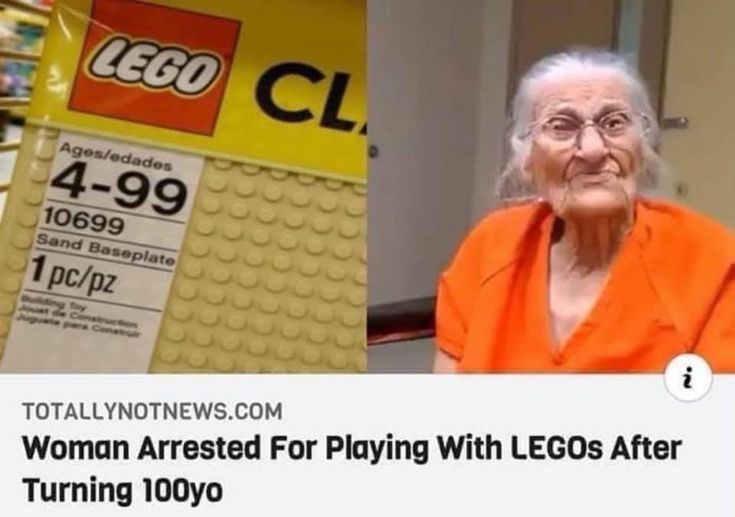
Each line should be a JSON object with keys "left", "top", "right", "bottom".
{"left": 1, "top": 131, "right": 203, "bottom": 372}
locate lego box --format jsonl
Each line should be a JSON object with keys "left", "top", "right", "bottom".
{"left": 0, "top": 0, "right": 367, "bottom": 373}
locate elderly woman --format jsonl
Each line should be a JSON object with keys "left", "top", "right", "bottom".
{"left": 434, "top": 49, "right": 735, "bottom": 373}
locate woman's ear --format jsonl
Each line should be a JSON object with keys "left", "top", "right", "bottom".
{"left": 520, "top": 154, "right": 534, "bottom": 186}
{"left": 518, "top": 137, "right": 539, "bottom": 182}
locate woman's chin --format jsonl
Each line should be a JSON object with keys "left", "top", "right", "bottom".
{"left": 555, "top": 185, "right": 633, "bottom": 218}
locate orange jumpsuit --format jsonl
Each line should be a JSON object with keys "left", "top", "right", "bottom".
{"left": 435, "top": 198, "right": 735, "bottom": 372}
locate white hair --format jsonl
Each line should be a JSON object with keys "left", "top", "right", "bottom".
{"left": 496, "top": 48, "right": 667, "bottom": 201}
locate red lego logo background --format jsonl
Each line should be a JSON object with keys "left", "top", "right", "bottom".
{"left": 68, "top": 0, "right": 241, "bottom": 135}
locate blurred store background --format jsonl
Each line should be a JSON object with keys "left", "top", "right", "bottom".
{"left": 0, "top": 0, "right": 52, "bottom": 213}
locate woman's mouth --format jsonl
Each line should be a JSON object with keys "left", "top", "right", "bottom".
{"left": 570, "top": 171, "right": 619, "bottom": 187}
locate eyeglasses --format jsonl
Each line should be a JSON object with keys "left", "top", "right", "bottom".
{"left": 522, "top": 110, "right": 650, "bottom": 145}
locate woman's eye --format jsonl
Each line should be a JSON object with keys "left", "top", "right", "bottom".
{"left": 601, "top": 113, "right": 631, "bottom": 131}
{"left": 546, "top": 117, "right": 577, "bottom": 132}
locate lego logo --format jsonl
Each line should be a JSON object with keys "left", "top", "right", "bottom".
{"left": 86, "top": 35, "right": 224, "bottom": 97}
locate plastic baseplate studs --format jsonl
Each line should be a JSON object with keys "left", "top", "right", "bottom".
{"left": 0, "top": 126, "right": 367, "bottom": 373}
{"left": 151, "top": 158, "right": 367, "bottom": 373}
{"left": 0, "top": 125, "right": 58, "bottom": 362}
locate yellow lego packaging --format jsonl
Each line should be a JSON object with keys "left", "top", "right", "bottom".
{"left": 0, "top": 0, "right": 367, "bottom": 372}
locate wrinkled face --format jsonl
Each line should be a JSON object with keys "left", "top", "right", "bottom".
{"left": 524, "top": 70, "right": 645, "bottom": 219}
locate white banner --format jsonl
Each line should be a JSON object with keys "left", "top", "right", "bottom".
{"left": 0, "top": 375, "right": 733, "bottom": 516}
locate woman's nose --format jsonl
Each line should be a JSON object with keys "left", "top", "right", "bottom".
{"left": 574, "top": 125, "right": 609, "bottom": 163}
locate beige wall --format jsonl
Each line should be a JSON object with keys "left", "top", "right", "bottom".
{"left": 508, "top": 0, "right": 616, "bottom": 96}
{"left": 660, "top": 0, "right": 735, "bottom": 226}
{"left": 471, "top": 0, "right": 514, "bottom": 222}
{"left": 368, "top": 0, "right": 513, "bottom": 306}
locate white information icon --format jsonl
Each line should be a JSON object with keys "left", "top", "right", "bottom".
{"left": 664, "top": 353, "right": 713, "bottom": 402}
